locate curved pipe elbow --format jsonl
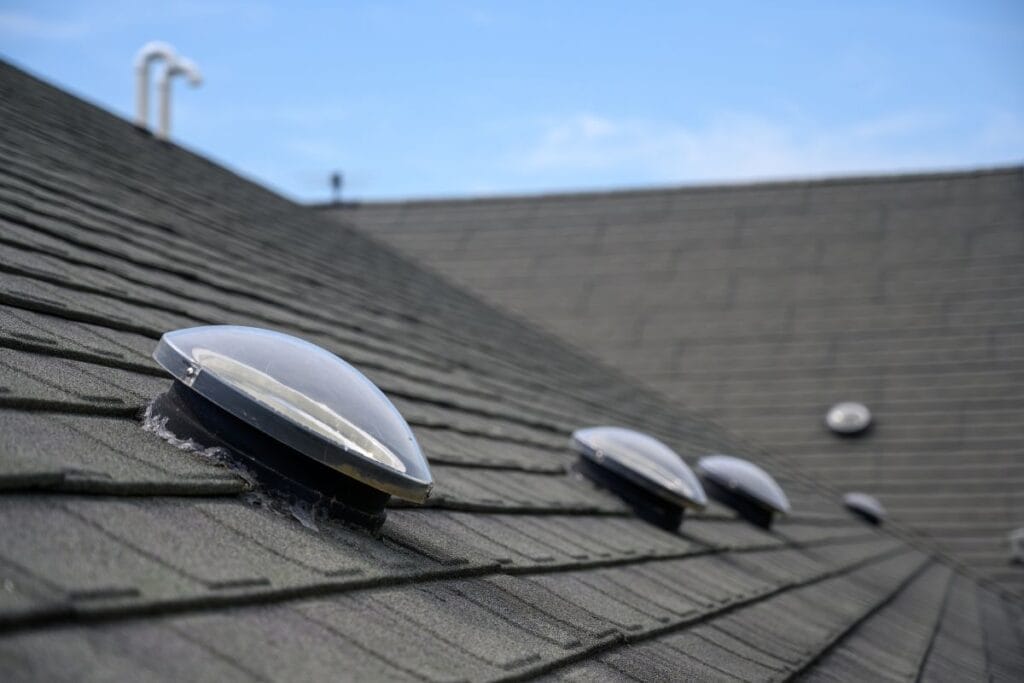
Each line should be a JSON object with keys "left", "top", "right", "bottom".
{"left": 156, "top": 56, "right": 203, "bottom": 140}
{"left": 135, "top": 41, "right": 178, "bottom": 130}
{"left": 135, "top": 41, "right": 177, "bottom": 70}
{"left": 161, "top": 57, "right": 203, "bottom": 88}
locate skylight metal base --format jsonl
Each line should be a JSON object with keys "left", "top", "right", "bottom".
{"left": 577, "top": 457, "right": 685, "bottom": 531}
{"left": 847, "top": 508, "right": 883, "bottom": 526}
{"left": 153, "top": 382, "right": 391, "bottom": 533}
{"left": 701, "top": 478, "right": 775, "bottom": 530}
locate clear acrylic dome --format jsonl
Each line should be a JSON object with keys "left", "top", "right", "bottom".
{"left": 153, "top": 325, "right": 432, "bottom": 501}
{"left": 696, "top": 455, "right": 790, "bottom": 514}
{"left": 571, "top": 426, "right": 707, "bottom": 509}
{"left": 826, "top": 402, "right": 872, "bottom": 434}
{"left": 843, "top": 492, "right": 886, "bottom": 522}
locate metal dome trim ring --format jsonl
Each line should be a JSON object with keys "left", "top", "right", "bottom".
{"left": 571, "top": 426, "right": 707, "bottom": 510}
{"left": 696, "top": 454, "right": 791, "bottom": 514}
{"left": 153, "top": 325, "right": 433, "bottom": 502}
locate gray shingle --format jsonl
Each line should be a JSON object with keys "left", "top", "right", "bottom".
{"left": 0, "top": 411, "right": 245, "bottom": 494}
{"left": 0, "top": 621, "right": 253, "bottom": 683}
{"left": 799, "top": 564, "right": 953, "bottom": 682}
{"left": 171, "top": 605, "right": 420, "bottom": 681}
{"left": 0, "top": 497, "right": 198, "bottom": 609}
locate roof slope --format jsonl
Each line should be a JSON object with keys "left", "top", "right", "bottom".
{"left": 331, "top": 166, "right": 1024, "bottom": 599}
{"left": 1, "top": 59, "right": 1021, "bottom": 681}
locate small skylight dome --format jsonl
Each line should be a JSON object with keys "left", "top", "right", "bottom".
{"left": 843, "top": 492, "right": 887, "bottom": 526}
{"left": 826, "top": 402, "right": 872, "bottom": 436}
{"left": 571, "top": 426, "right": 706, "bottom": 531}
{"left": 696, "top": 455, "right": 790, "bottom": 529}
{"left": 151, "top": 325, "right": 432, "bottom": 530}
{"left": 1009, "top": 528, "right": 1024, "bottom": 565}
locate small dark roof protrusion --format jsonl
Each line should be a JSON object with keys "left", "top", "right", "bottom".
{"left": 331, "top": 171, "right": 343, "bottom": 205}
{"left": 696, "top": 454, "right": 790, "bottom": 529}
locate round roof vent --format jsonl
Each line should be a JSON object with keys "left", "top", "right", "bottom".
{"left": 826, "top": 402, "right": 872, "bottom": 436}
{"left": 571, "top": 426, "right": 706, "bottom": 531}
{"left": 843, "top": 492, "right": 886, "bottom": 526}
{"left": 696, "top": 455, "right": 790, "bottom": 529}
{"left": 151, "top": 325, "right": 432, "bottom": 530}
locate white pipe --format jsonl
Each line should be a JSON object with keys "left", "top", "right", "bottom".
{"left": 134, "top": 41, "right": 177, "bottom": 129}
{"left": 157, "top": 57, "right": 203, "bottom": 141}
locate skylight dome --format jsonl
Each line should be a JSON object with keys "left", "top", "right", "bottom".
{"left": 151, "top": 325, "right": 432, "bottom": 529}
{"left": 696, "top": 455, "right": 790, "bottom": 529}
{"left": 826, "top": 402, "right": 872, "bottom": 435}
{"left": 843, "top": 492, "right": 886, "bottom": 526}
{"left": 571, "top": 426, "right": 706, "bottom": 531}
{"left": 1010, "top": 528, "right": 1024, "bottom": 565}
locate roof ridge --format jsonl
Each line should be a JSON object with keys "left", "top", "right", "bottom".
{"left": 318, "top": 165, "right": 1024, "bottom": 208}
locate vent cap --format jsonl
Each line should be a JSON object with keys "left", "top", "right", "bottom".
{"left": 153, "top": 326, "right": 432, "bottom": 503}
{"left": 571, "top": 427, "right": 706, "bottom": 530}
{"left": 826, "top": 402, "right": 871, "bottom": 435}
{"left": 843, "top": 492, "right": 886, "bottom": 525}
{"left": 696, "top": 454, "right": 790, "bottom": 529}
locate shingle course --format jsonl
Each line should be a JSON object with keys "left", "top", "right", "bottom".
{"left": 0, "top": 412, "right": 243, "bottom": 494}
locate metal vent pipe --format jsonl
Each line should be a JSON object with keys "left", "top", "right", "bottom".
{"left": 134, "top": 42, "right": 177, "bottom": 129}
{"left": 157, "top": 57, "right": 202, "bottom": 141}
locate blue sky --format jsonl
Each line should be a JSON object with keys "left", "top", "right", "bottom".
{"left": 1, "top": 1, "right": 1022, "bottom": 201}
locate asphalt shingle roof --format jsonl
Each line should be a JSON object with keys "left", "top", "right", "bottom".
{"left": 331, "top": 165, "right": 1024, "bottom": 601}
{"left": 1, "top": 58, "right": 1022, "bottom": 681}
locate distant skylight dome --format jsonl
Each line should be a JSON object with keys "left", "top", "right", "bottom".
{"left": 1010, "top": 528, "right": 1024, "bottom": 565}
{"left": 843, "top": 492, "right": 887, "bottom": 526}
{"left": 571, "top": 426, "right": 706, "bottom": 531}
{"left": 696, "top": 455, "right": 790, "bottom": 529}
{"left": 826, "top": 402, "right": 872, "bottom": 435}
{"left": 151, "top": 325, "right": 432, "bottom": 529}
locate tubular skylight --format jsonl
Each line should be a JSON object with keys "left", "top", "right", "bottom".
{"left": 571, "top": 426, "right": 706, "bottom": 531}
{"left": 696, "top": 454, "right": 790, "bottom": 529}
{"left": 843, "top": 492, "right": 886, "bottom": 526}
{"left": 1011, "top": 528, "right": 1024, "bottom": 565}
{"left": 151, "top": 325, "right": 432, "bottom": 529}
{"left": 826, "top": 402, "right": 872, "bottom": 436}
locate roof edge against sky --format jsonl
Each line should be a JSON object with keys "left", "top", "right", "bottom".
{"left": 0, "top": 54, "right": 318, "bottom": 208}
{"left": 312, "top": 164, "right": 1024, "bottom": 208}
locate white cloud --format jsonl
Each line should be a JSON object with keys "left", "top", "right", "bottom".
{"left": 0, "top": 11, "right": 90, "bottom": 40}
{"left": 516, "top": 110, "right": 1024, "bottom": 184}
